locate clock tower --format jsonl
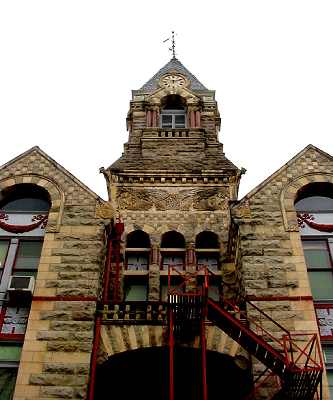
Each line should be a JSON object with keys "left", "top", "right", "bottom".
{"left": 101, "top": 57, "right": 242, "bottom": 302}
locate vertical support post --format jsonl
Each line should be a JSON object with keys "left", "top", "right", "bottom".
{"left": 169, "top": 303, "right": 174, "bottom": 400}
{"left": 201, "top": 267, "right": 208, "bottom": 400}
{"left": 201, "top": 317, "right": 208, "bottom": 400}
{"left": 88, "top": 316, "right": 101, "bottom": 400}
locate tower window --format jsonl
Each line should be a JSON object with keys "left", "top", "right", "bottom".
{"left": 161, "top": 110, "right": 186, "bottom": 129}
{"left": 160, "top": 95, "right": 186, "bottom": 129}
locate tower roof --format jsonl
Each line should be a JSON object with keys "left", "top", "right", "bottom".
{"left": 139, "top": 58, "right": 208, "bottom": 92}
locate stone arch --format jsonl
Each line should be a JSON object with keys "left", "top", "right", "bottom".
{"left": 280, "top": 172, "right": 333, "bottom": 231}
{"left": 0, "top": 174, "right": 65, "bottom": 232}
{"left": 99, "top": 325, "right": 243, "bottom": 360}
{"left": 148, "top": 86, "right": 200, "bottom": 105}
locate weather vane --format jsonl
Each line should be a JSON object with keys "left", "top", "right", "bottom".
{"left": 163, "top": 31, "right": 176, "bottom": 59}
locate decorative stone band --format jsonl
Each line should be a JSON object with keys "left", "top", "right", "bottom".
{"left": 0, "top": 213, "right": 48, "bottom": 234}
{"left": 32, "top": 295, "right": 97, "bottom": 301}
{"left": 297, "top": 212, "right": 333, "bottom": 233}
{"left": 247, "top": 295, "right": 313, "bottom": 301}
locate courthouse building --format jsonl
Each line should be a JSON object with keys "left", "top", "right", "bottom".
{"left": 0, "top": 57, "right": 332, "bottom": 399}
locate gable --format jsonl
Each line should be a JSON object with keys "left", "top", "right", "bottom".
{"left": 0, "top": 146, "right": 102, "bottom": 205}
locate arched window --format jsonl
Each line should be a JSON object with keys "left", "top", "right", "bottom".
{"left": 124, "top": 230, "right": 150, "bottom": 301}
{"left": 125, "top": 230, "right": 150, "bottom": 271}
{"left": 195, "top": 231, "right": 220, "bottom": 272}
{"left": 160, "top": 95, "right": 186, "bottom": 129}
{"left": 160, "top": 231, "right": 185, "bottom": 271}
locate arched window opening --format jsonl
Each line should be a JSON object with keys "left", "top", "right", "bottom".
{"left": 195, "top": 231, "right": 220, "bottom": 272}
{"left": 295, "top": 182, "right": 333, "bottom": 212}
{"left": 0, "top": 184, "right": 51, "bottom": 212}
{"left": 160, "top": 231, "right": 185, "bottom": 271}
{"left": 195, "top": 231, "right": 219, "bottom": 249}
{"left": 160, "top": 95, "right": 186, "bottom": 129}
{"left": 295, "top": 182, "right": 333, "bottom": 395}
{"left": 125, "top": 230, "right": 150, "bottom": 271}
{"left": 126, "top": 230, "right": 150, "bottom": 248}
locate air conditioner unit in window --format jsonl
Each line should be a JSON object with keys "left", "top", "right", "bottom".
{"left": 7, "top": 276, "right": 35, "bottom": 301}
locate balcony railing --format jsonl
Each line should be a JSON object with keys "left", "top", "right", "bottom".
{"left": 142, "top": 128, "right": 204, "bottom": 140}
{"left": 100, "top": 301, "right": 168, "bottom": 325}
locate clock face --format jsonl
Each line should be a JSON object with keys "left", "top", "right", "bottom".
{"left": 160, "top": 74, "right": 187, "bottom": 88}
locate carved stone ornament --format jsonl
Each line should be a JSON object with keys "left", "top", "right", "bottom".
{"left": 117, "top": 188, "right": 229, "bottom": 211}
{"left": 159, "top": 73, "right": 188, "bottom": 89}
{"left": 95, "top": 202, "right": 115, "bottom": 219}
{"left": 233, "top": 200, "right": 251, "bottom": 219}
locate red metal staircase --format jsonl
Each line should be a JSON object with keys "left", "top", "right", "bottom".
{"left": 166, "top": 267, "right": 323, "bottom": 400}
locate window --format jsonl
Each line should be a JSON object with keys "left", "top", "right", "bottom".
{"left": 195, "top": 231, "right": 220, "bottom": 272}
{"left": 160, "top": 95, "right": 186, "bottom": 129}
{"left": 14, "top": 240, "right": 43, "bottom": 277}
{"left": 124, "top": 278, "right": 148, "bottom": 301}
{"left": 0, "top": 241, "right": 9, "bottom": 281}
{"left": 160, "top": 231, "right": 185, "bottom": 271}
{"left": 125, "top": 230, "right": 150, "bottom": 271}
{"left": 302, "top": 240, "right": 333, "bottom": 300}
{"left": 161, "top": 111, "right": 186, "bottom": 129}
{"left": 0, "top": 344, "right": 22, "bottom": 400}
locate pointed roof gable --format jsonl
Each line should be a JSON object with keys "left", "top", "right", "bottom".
{"left": 0, "top": 146, "right": 102, "bottom": 201}
{"left": 238, "top": 144, "right": 333, "bottom": 204}
{"left": 139, "top": 58, "right": 208, "bottom": 92}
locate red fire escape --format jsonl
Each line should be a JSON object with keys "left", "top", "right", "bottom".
{"left": 89, "top": 223, "right": 324, "bottom": 400}
{"left": 166, "top": 266, "right": 324, "bottom": 400}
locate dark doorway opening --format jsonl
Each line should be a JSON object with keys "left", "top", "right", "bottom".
{"left": 94, "top": 346, "right": 252, "bottom": 400}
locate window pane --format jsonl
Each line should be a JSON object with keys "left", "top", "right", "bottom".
{"left": 174, "top": 114, "right": 185, "bottom": 128}
{"left": 197, "top": 255, "right": 219, "bottom": 271}
{"left": 127, "top": 254, "right": 148, "bottom": 271}
{"left": 303, "top": 241, "right": 331, "bottom": 269}
{"left": 162, "top": 255, "right": 184, "bottom": 271}
{"left": 161, "top": 115, "right": 172, "bottom": 128}
{"left": 0, "top": 368, "right": 17, "bottom": 400}
{"left": 326, "top": 370, "right": 333, "bottom": 400}
{"left": 2, "top": 198, "right": 50, "bottom": 212}
{"left": 308, "top": 271, "right": 333, "bottom": 300}
{"left": 0, "top": 242, "right": 9, "bottom": 269}
{"left": 124, "top": 283, "right": 147, "bottom": 301}
{"left": 15, "top": 241, "right": 43, "bottom": 270}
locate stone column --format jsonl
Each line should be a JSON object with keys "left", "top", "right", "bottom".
{"left": 186, "top": 243, "right": 197, "bottom": 292}
{"left": 148, "top": 244, "right": 160, "bottom": 301}
{"left": 146, "top": 110, "right": 152, "bottom": 127}
{"left": 195, "top": 110, "right": 201, "bottom": 128}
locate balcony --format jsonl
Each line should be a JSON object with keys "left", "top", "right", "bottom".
{"left": 141, "top": 128, "right": 204, "bottom": 140}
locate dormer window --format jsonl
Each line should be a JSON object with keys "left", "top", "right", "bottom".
{"left": 160, "top": 95, "right": 186, "bottom": 129}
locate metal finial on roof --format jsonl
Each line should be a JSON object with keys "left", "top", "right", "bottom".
{"left": 163, "top": 31, "right": 176, "bottom": 59}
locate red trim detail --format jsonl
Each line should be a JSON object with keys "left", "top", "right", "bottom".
{"left": 0, "top": 333, "right": 24, "bottom": 341}
{"left": 0, "top": 214, "right": 48, "bottom": 234}
{"left": 247, "top": 295, "right": 313, "bottom": 301}
{"left": 32, "top": 296, "right": 97, "bottom": 301}
{"left": 298, "top": 212, "right": 333, "bottom": 232}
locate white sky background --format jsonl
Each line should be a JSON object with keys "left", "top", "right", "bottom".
{"left": 0, "top": 0, "right": 332, "bottom": 200}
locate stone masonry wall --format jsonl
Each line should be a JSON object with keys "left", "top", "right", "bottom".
{"left": 233, "top": 146, "right": 333, "bottom": 399}
{"left": 0, "top": 148, "right": 106, "bottom": 400}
